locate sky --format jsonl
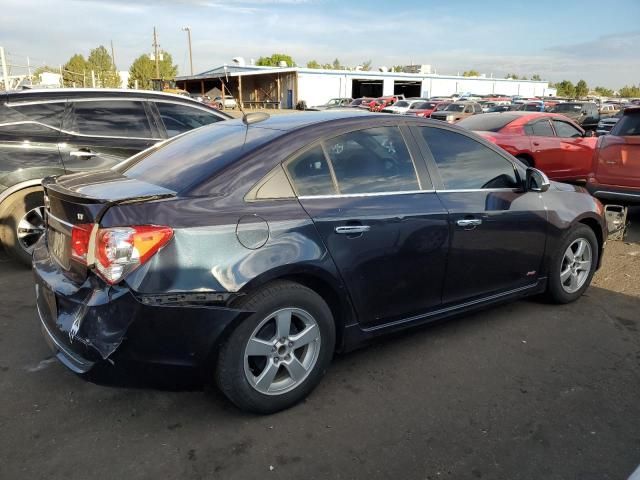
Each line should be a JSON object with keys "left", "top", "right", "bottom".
{"left": 1, "top": 0, "right": 639, "bottom": 88}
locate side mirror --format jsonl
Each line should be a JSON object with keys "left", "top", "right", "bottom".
{"left": 584, "top": 130, "right": 595, "bottom": 138}
{"left": 526, "top": 167, "right": 550, "bottom": 193}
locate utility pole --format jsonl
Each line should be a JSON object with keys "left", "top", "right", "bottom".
{"left": 27, "top": 56, "right": 32, "bottom": 85}
{"left": 153, "top": 26, "right": 160, "bottom": 78}
{"left": 0, "top": 47, "right": 9, "bottom": 91}
{"left": 182, "top": 26, "right": 193, "bottom": 75}
{"left": 110, "top": 40, "right": 117, "bottom": 71}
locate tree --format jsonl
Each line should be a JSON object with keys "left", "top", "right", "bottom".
{"left": 506, "top": 73, "right": 519, "bottom": 79}
{"left": 594, "top": 86, "right": 614, "bottom": 97}
{"left": 619, "top": 85, "right": 640, "bottom": 98}
{"left": 575, "top": 79, "right": 589, "bottom": 98}
{"left": 462, "top": 70, "right": 480, "bottom": 77}
{"left": 87, "top": 45, "right": 120, "bottom": 87}
{"left": 361, "top": 60, "right": 372, "bottom": 71}
{"left": 552, "top": 80, "right": 576, "bottom": 98}
{"left": 306, "top": 60, "right": 321, "bottom": 69}
{"left": 63, "top": 54, "right": 88, "bottom": 87}
{"left": 128, "top": 51, "right": 178, "bottom": 89}
{"left": 332, "top": 58, "right": 341, "bottom": 70}
{"left": 531, "top": 74, "right": 542, "bottom": 81}
{"left": 256, "top": 53, "right": 295, "bottom": 67}
{"left": 391, "top": 65, "right": 404, "bottom": 72}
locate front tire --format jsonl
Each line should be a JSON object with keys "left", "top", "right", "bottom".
{"left": 545, "top": 225, "right": 598, "bottom": 304}
{"left": 216, "top": 281, "right": 336, "bottom": 414}
{"left": 0, "top": 187, "right": 45, "bottom": 267}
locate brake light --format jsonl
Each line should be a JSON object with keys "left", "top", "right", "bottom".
{"left": 94, "top": 225, "right": 173, "bottom": 284}
{"left": 70, "top": 224, "right": 94, "bottom": 264}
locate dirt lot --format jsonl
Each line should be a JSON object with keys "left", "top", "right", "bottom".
{"left": 0, "top": 212, "right": 638, "bottom": 480}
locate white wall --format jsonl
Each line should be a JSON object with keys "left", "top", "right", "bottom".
{"left": 296, "top": 71, "right": 550, "bottom": 106}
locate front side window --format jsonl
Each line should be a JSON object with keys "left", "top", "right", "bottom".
{"left": 156, "top": 102, "right": 222, "bottom": 137}
{"left": 419, "top": 127, "right": 519, "bottom": 190}
{"left": 72, "top": 100, "right": 152, "bottom": 138}
{"left": 552, "top": 120, "right": 582, "bottom": 138}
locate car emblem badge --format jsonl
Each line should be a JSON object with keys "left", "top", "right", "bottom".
{"left": 77, "top": 213, "right": 84, "bottom": 221}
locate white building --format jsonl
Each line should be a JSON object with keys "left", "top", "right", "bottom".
{"left": 176, "top": 65, "right": 552, "bottom": 109}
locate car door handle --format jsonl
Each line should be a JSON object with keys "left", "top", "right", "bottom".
{"left": 335, "top": 225, "right": 370, "bottom": 234}
{"left": 69, "top": 150, "right": 96, "bottom": 158}
{"left": 456, "top": 219, "right": 482, "bottom": 228}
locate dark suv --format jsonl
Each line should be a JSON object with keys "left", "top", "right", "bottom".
{"left": 0, "top": 89, "right": 229, "bottom": 264}
{"left": 549, "top": 102, "right": 600, "bottom": 130}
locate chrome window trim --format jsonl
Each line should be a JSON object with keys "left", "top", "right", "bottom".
{"left": 435, "top": 187, "right": 521, "bottom": 193}
{"left": 0, "top": 120, "right": 162, "bottom": 141}
{"left": 594, "top": 190, "right": 640, "bottom": 199}
{"left": 5, "top": 99, "right": 68, "bottom": 107}
{"left": 298, "top": 189, "right": 433, "bottom": 200}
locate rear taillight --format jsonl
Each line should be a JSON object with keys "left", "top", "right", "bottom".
{"left": 70, "top": 224, "right": 94, "bottom": 264}
{"left": 94, "top": 225, "right": 173, "bottom": 284}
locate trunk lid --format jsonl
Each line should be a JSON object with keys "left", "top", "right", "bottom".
{"left": 43, "top": 170, "right": 175, "bottom": 280}
{"left": 594, "top": 134, "right": 640, "bottom": 189}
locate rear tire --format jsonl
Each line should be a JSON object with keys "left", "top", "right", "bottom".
{"left": 544, "top": 225, "right": 598, "bottom": 304}
{"left": 0, "top": 187, "right": 45, "bottom": 267}
{"left": 215, "top": 281, "right": 335, "bottom": 414}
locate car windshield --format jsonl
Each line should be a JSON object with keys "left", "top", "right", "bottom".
{"left": 394, "top": 101, "right": 409, "bottom": 107}
{"left": 327, "top": 99, "right": 340, "bottom": 105}
{"left": 457, "top": 114, "right": 518, "bottom": 132}
{"left": 445, "top": 104, "right": 466, "bottom": 112}
{"left": 611, "top": 111, "right": 640, "bottom": 136}
{"left": 115, "top": 123, "right": 280, "bottom": 192}
{"left": 553, "top": 104, "right": 583, "bottom": 112}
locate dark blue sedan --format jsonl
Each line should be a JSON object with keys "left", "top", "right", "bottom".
{"left": 33, "top": 111, "right": 606, "bottom": 413}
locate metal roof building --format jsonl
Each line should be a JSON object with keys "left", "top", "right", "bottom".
{"left": 176, "top": 65, "right": 552, "bottom": 109}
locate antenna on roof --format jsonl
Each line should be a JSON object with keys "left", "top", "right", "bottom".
{"left": 242, "top": 112, "right": 270, "bottom": 125}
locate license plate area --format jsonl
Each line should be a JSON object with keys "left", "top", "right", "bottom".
{"left": 49, "top": 228, "right": 70, "bottom": 270}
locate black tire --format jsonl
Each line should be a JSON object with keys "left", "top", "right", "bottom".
{"left": 516, "top": 155, "right": 533, "bottom": 168}
{"left": 544, "top": 225, "right": 598, "bottom": 304}
{"left": 216, "top": 281, "right": 336, "bottom": 414}
{"left": 0, "top": 187, "right": 45, "bottom": 267}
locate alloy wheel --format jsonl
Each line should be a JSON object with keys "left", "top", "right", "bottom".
{"left": 560, "top": 238, "right": 592, "bottom": 294}
{"left": 244, "top": 307, "right": 321, "bottom": 396}
{"left": 17, "top": 206, "right": 46, "bottom": 254}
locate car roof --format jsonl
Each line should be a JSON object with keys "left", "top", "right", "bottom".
{"left": 224, "top": 110, "right": 378, "bottom": 132}
{"left": 3, "top": 88, "right": 208, "bottom": 105}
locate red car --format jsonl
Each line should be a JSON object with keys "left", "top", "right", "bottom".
{"left": 404, "top": 101, "right": 450, "bottom": 118}
{"left": 457, "top": 112, "right": 597, "bottom": 182}
{"left": 370, "top": 96, "right": 397, "bottom": 112}
{"left": 587, "top": 107, "right": 640, "bottom": 204}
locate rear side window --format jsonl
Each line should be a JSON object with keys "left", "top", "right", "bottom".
{"left": 420, "top": 127, "right": 519, "bottom": 190}
{"left": 72, "top": 100, "right": 152, "bottom": 138}
{"left": 285, "top": 126, "right": 422, "bottom": 196}
{"left": 552, "top": 120, "right": 582, "bottom": 138}
{"left": 526, "top": 120, "right": 555, "bottom": 137}
{"left": 458, "top": 114, "right": 517, "bottom": 132}
{"left": 324, "top": 127, "right": 420, "bottom": 194}
{"left": 155, "top": 102, "right": 222, "bottom": 137}
{"left": 10, "top": 102, "right": 66, "bottom": 129}
{"left": 611, "top": 113, "right": 640, "bottom": 136}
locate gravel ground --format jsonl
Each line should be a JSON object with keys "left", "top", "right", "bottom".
{"left": 0, "top": 209, "right": 638, "bottom": 480}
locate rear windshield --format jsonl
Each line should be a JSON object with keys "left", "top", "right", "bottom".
{"left": 445, "top": 104, "right": 466, "bottom": 112}
{"left": 114, "top": 123, "right": 280, "bottom": 192}
{"left": 553, "top": 103, "right": 583, "bottom": 112}
{"left": 394, "top": 101, "right": 409, "bottom": 107}
{"left": 611, "top": 111, "right": 640, "bottom": 136}
{"left": 457, "top": 114, "right": 518, "bottom": 132}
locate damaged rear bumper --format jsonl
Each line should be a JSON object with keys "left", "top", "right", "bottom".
{"left": 33, "top": 239, "right": 250, "bottom": 374}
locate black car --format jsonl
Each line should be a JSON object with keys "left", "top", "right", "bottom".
{"left": 549, "top": 102, "right": 600, "bottom": 130}
{"left": 0, "top": 88, "right": 229, "bottom": 264}
{"left": 33, "top": 111, "right": 606, "bottom": 414}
